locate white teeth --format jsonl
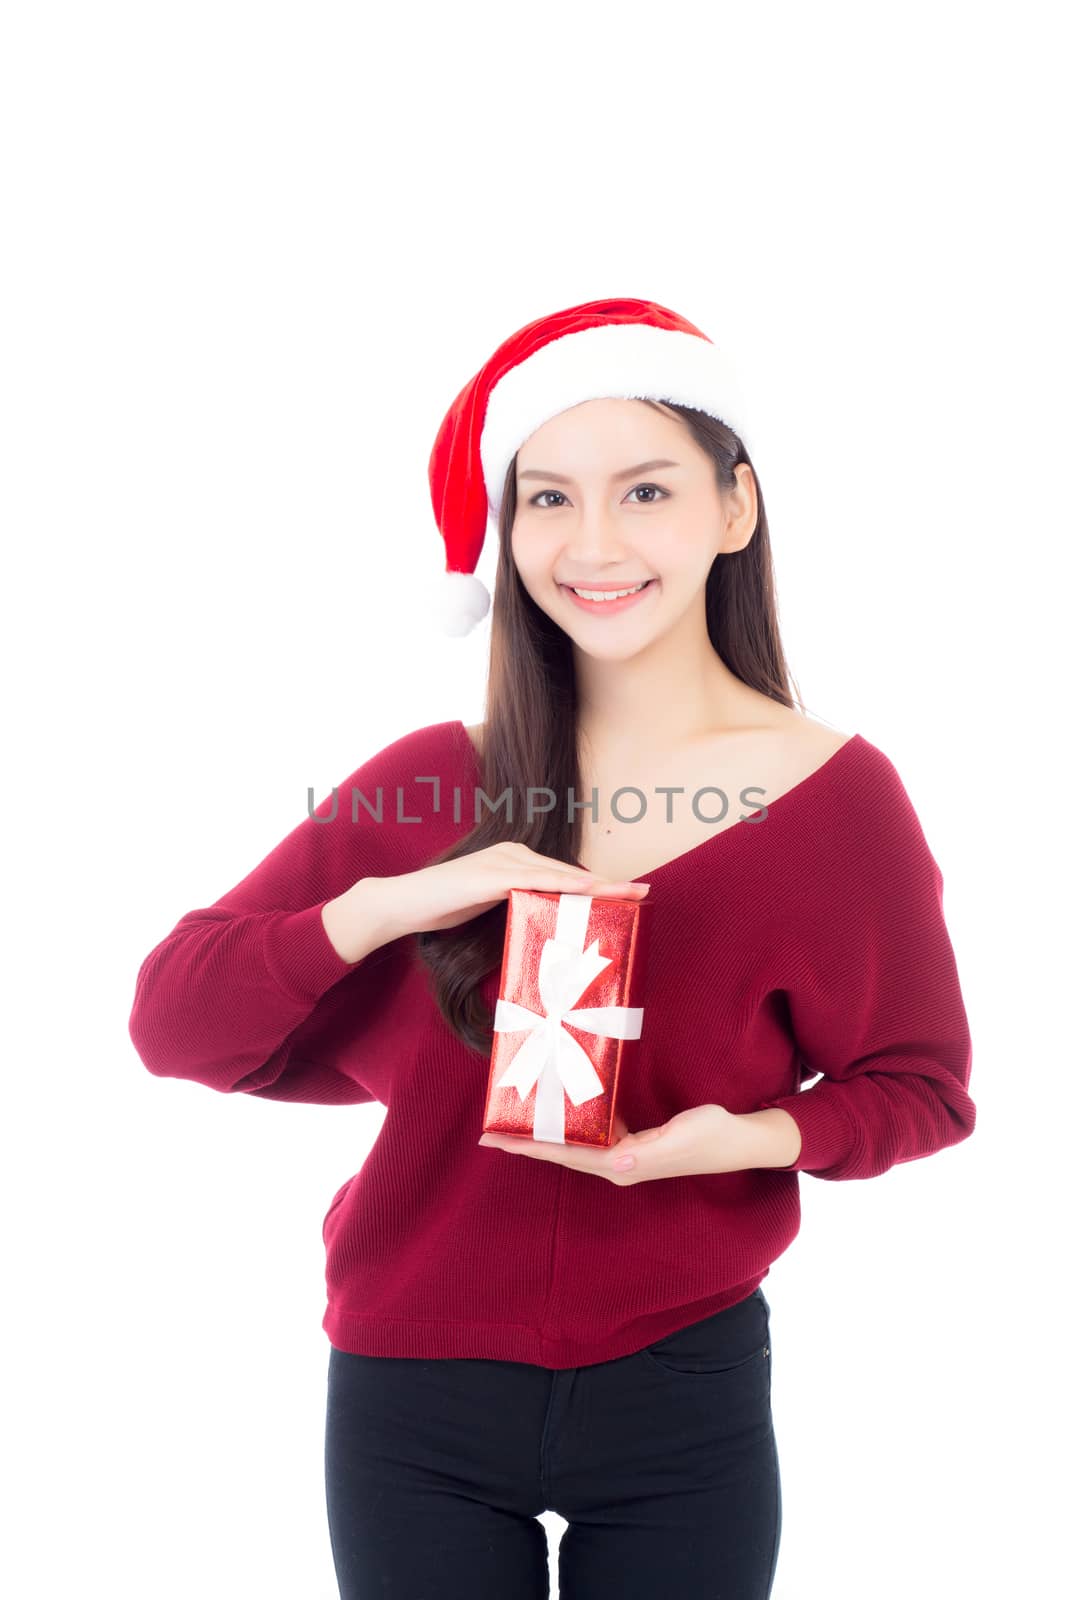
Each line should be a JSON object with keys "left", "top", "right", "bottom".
{"left": 571, "top": 581, "right": 649, "bottom": 601}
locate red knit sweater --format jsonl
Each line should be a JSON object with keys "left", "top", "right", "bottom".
{"left": 128, "top": 719, "right": 976, "bottom": 1369}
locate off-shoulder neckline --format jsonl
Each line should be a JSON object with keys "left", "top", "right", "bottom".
{"left": 450, "top": 720, "right": 864, "bottom": 885}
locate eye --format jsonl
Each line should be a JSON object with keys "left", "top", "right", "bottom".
{"left": 527, "top": 483, "right": 671, "bottom": 508}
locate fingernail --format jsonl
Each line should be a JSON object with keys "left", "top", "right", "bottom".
{"left": 614, "top": 1155, "right": 636, "bottom": 1170}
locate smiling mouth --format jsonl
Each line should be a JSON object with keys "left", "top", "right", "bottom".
{"left": 560, "top": 580, "right": 655, "bottom": 602}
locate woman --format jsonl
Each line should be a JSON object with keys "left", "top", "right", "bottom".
{"left": 129, "top": 297, "right": 976, "bottom": 1599}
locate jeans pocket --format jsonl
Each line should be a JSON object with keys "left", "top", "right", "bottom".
{"left": 637, "top": 1288, "right": 771, "bottom": 1378}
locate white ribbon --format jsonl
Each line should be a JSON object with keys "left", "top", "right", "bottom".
{"left": 491, "top": 894, "right": 644, "bottom": 1144}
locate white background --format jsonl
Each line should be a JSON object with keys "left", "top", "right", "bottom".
{"left": 5, "top": 2, "right": 1061, "bottom": 1595}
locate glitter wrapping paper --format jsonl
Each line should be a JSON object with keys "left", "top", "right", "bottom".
{"left": 484, "top": 889, "right": 652, "bottom": 1147}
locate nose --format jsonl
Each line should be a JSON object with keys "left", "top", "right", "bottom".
{"left": 563, "top": 508, "right": 631, "bottom": 565}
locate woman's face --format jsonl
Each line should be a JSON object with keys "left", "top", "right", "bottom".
{"left": 509, "top": 398, "right": 754, "bottom": 660}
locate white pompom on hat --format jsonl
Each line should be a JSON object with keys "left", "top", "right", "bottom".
{"left": 427, "top": 296, "right": 751, "bottom": 637}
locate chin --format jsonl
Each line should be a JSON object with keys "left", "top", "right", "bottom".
{"left": 570, "top": 631, "right": 660, "bottom": 663}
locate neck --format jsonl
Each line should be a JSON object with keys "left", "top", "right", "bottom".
{"left": 572, "top": 604, "right": 760, "bottom": 761}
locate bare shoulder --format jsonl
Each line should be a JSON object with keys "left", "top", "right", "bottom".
{"left": 463, "top": 721, "right": 485, "bottom": 759}
{"left": 763, "top": 708, "right": 856, "bottom": 785}
{"left": 795, "top": 716, "right": 855, "bottom": 760}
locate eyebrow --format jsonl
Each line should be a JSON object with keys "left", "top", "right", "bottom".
{"left": 517, "top": 458, "right": 682, "bottom": 485}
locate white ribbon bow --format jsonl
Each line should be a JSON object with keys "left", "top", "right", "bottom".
{"left": 491, "top": 893, "right": 644, "bottom": 1144}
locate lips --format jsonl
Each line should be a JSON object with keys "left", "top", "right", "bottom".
{"left": 559, "top": 578, "right": 658, "bottom": 615}
{"left": 564, "top": 580, "right": 651, "bottom": 596}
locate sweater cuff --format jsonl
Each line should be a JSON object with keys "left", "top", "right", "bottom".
{"left": 261, "top": 901, "right": 363, "bottom": 1004}
{"left": 758, "top": 1084, "right": 862, "bottom": 1176}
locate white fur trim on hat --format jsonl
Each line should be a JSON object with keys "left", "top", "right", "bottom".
{"left": 440, "top": 570, "right": 491, "bottom": 637}
{"left": 480, "top": 323, "right": 749, "bottom": 519}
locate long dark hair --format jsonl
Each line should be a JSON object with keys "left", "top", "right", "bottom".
{"left": 415, "top": 399, "right": 806, "bottom": 1055}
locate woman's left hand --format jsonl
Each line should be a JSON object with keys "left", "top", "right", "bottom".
{"left": 477, "top": 1103, "right": 753, "bottom": 1184}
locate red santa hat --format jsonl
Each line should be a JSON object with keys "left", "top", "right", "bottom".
{"left": 426, "top": 296, "right": 751, "bottom": 637}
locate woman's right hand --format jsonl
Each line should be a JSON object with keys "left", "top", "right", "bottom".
{"left": 322, "top": 842, "right": 650, "bottom": 963}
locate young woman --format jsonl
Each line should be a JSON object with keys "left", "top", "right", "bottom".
{"left": 129, "top": 297, "right": 976, "bottom": 1600}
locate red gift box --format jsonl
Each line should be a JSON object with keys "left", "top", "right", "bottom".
{"left": 483, "top": 888, "right": 651, "bottom": 1148}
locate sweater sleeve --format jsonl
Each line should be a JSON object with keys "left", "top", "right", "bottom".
{"left": 128, "top": 727, "right": 428, "bottom": 1102}
{"left": 758, "top": 746, "right": 976, "bottom": 1180}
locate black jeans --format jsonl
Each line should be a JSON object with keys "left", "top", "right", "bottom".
{"left": 324, "top": 1286, "right": 781, "bottom": 1598}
